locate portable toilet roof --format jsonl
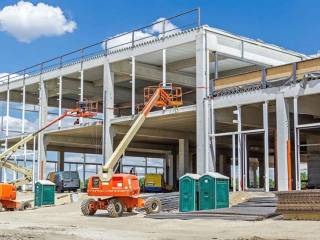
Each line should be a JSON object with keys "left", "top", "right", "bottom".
{"left": 179, "top": 173, "right": 201, "bottom": 180}
{"left": 36, "top": 180, "right": 55, "bottom": 185}
{"left": 203, "top": 172, "right": 229, "bottom": 180}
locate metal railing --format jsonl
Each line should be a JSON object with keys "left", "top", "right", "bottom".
{"left": 0, "top": 8, "right": 200, "bottom": 86}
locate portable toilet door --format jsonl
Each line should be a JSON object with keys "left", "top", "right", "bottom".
{"left": 199, "top": 174, "right": 215, "bottom": 210}
{"left": 179, "top": 174, "right": 200, "bottom": 212}
{"left": 199, "top": 172, "right": 229, "bottom": 210}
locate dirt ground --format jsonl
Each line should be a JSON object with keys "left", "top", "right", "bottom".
{"left": 0, "top": 198, "right": 320, "bottom": 240}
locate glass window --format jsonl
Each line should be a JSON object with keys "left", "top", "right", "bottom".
{"left": 122, "top": 156, "right": 146, "bottom": 166}
{"left": 147, "top": 158, "right": 163, "bottom": 167}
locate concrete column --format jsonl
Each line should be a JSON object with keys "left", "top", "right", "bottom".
{"left": 178, "top": 138, "right": 189, "bottom": 177}
{"left": 57, "top": 151, "right": 65, "bottom": 171}
{"left": 102, "top": 60, "right": 114, "bottom": 164}
{"left": 263, "top": 101, "right": 270, "bottom": 192}
{"left": 196, "top": 30, "right": 208, "bottom": 174}
{"left": 131, "top": 56, "right": 135, "bottom": 115}
{"left": 58, "top": 75, "right": 63, "bottom": 128}
{"left": 293, "top": 96, "right": 300, "bottom": 190}
{"left": 219, "top": 155, "right": 224, "bottom": 173}
{"left": 79, "top": 70, "right": 84, "bottom": 123}
{"left": 168, "top": 154, "right": 174, "bottom": 185}
{"left": 37, "top": 78, "right": 48, "bottom": 180}
{"left": 276, "top": 94, "right": 289, "bottom": 191}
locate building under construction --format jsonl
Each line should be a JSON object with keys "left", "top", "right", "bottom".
{"left": 1, "top": 9, "right": 320, "bottom": 192}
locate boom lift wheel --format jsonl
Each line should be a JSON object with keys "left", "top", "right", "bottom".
{"left": 81, "top": 198, "right": 97, "bottom": 216}
{"left": 145, "top": 197, "right": 161, "bottom": 214}
{"left": 107, "top": 198, "right": 123, "bottom": 218}
{"left": 18, "top": 201, "right": 31, "bottom": 211}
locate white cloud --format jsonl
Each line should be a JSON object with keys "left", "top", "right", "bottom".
{"left": 0, "top": 1, "right": 76, "bottom": 43}
{"left": 0, "top": 73, "right": 28, "bottom": 84}
{"left": 103, "top": 18, "right": 179, "bottom": 51}
{"left": 3, "top": 115, "right": 37, "bottom": 133}
{"left": 148, "top": 17, "right": 179, "bottom": 35}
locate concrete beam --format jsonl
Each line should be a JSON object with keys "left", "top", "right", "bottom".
{"left": 47, "top": 77, "right": 103, "bottom": 99}
{"left": 167, "top": 55, "right": 226, "bottom": 72}
{"left": 111, "top": 60, "right": 196, "bottom": 88}
{"left": 46, "top": 135, "right": 101, "bottom": 149}
{"left": 112, "top": 124, "right": 193, "bottom": 141}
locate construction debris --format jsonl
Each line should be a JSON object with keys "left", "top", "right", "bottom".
{"left": 145, "top": 196, "right": 277, "bottom": 221}
{"left": 276, "top": 190, "right": 320, "bottom": 220}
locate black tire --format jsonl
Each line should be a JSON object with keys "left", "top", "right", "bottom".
{"left": 107, "top": 198, "right": 123, "bottom": 218}
{"left": 81, "top": 198, "right": 97, "bottom": 216}
{"left": 19, "top": 201, "right": 31, "bottom": 211}
{"left": 145, "top": 197, "right": 161, "bottom": 214}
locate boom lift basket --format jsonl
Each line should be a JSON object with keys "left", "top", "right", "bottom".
{"left": 144, "top": 83, "right": 183, "bottom": 108}
{"left": 74, "top": 99, "right": 98, "bottom": 118}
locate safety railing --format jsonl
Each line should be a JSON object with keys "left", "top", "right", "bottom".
{"left": 0, "top": 8, "right": 201, "bottom": 86}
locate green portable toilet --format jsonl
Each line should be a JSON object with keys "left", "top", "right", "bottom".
{"left": 199, "top": 172, "right": 229, "bottom": 210}
{"left": 35, "top": 180, "right": 55, "bottom": 207}
{"left": 179, "top": 173, "right": 201, "bottom": 212}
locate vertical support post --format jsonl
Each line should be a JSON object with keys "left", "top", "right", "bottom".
{"left": 37, "top": 64, "right": 48, "bottom": 180}
{"left": 237, "top": 105, "right": 242, "bottom": 191}
{"left": 168, "top": 154, "right": 174, "bottom": 185}
{"left": 178, "top": 138, "right": 189, "bottom": 177}
{"left": 197, "top": 7, "right": 201, "bottom": 27}
{"left": 206, "top": 48, "right": 212, "bottom": 96}
{"left": 162, "top": 19, "right": 166, "bottom": 38}
{"left": 243, "top": 134, "right": 247, "bottom": 190}
{"left": 162, "top": 49, "right": 166, "bottom": 86}
{"left": 214, "top": 51, "right": 219, "bottom": 80}
{"left": 102, "top": 60, "right": 114, "bottom": 164}
{"left": 232, "top": 134, "right": 236, "bottom": 192}
{"left": 4, "top": 75, "right": 10, "bottom": 182}
{"left": 131, "top": 31, "right": 135, "bottom": 48}
{"left": 22, "top": 73, "right": 27, "bottom": 168}
{"left": 261, "top": 68, "right": 267, "bottom": 89}
{"left": 263, "top": 101, "right": 270, "bottom": 192}
{"left": 58, "top": 75, "right": 63, "bottom": 128}
{"left": 79, "top": 70, "right": 84, "bottom": 123}
{"left": 276, "top": 94, "right": 289, "bottom": 191}
{"left": 83, "top": 154, "right": 86, "bottom": 186}
{"left": 293, "top": 96, "right": 300, "bottom": 190}
{"left": 210, "top": 98, "right": 216, "bottom": 171}
{"left": 196, "top": 30, "right": 207, "bottom": 175}
{"left": 204, "top": 99, "right": 209, "bottom": 172}
{"left": 32, "top": 137, "right": 36, "bottom": 190}
{"left": 131, "top": 56, "right": 135, "bottom": 115}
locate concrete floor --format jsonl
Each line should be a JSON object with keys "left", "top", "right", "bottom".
{"left": 0, "top": 198, "right": 320, "bottom": 240}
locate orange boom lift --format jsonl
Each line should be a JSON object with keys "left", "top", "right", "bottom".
{"left": 0, "top": 101, "right": 97, "bottom": 211}
{"left": 82, "top": 83, "right": 182, "bottom": 217}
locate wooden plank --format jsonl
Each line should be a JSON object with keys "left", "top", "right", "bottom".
{"left": 215, "top": 57, "right": 320, "bottom": 90}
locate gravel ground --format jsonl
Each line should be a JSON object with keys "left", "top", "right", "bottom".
{"left": 0, "top": 198, "right": 320, "bottom": 240}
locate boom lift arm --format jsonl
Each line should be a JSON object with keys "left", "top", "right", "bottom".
{"left": 101, "top": 83, "right": 182, "bottom": 182}
{"left": 0, "top": 102, "right": 97, "bottom": 187}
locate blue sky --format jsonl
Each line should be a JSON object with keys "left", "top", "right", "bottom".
{"left": 0, "top": 0, "right": 319, "bottom": 73}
